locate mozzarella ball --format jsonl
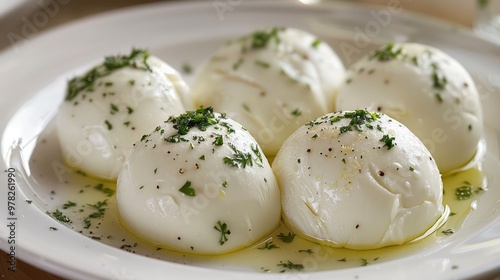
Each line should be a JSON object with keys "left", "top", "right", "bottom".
{"left": 191, "top": 27, "right": 345, "bottom": 156}
{"left": 117, "top": 107, "right": 280, "bottom": 254}
{"left": 336, "top": 42, "right": 483, "bottom": 173}
{"left": 273, "top": 110, "right": 445, "bottom": 249}
{"left": 57, "top": 49, "right": 192, "bottom": 180}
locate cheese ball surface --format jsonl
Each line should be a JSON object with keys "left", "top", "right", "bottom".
{"left": 117, "top": 107, "right": 281, "bottom": 254}
{"left": 57, "top": 49, "right": 191, "bottom": 180}
{"left": 272, "top": 110, "right": 445, "bottom": 249}
{"left": 336, "top": 43, "right": 483, "bottom": 173}
{"left": 192, "top": 27, "right": 345, "bottom": 156}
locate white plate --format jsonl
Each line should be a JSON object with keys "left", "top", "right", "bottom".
{"left": 2, "top": 1, "right": 500, "bottom": 279}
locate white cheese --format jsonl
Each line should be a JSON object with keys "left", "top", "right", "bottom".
{"left": 336, "top": 43, "right": 483, "bottom": 173}
{"left": 272, "top": 110, "right": 445, "bottom": 249}
{"left": 117, "top": 108, "right": 281, "bottom": 254}
{"left": 57, "top": 50, "right": 192, "bottom": 180}
{"left": 191, "top": 27, "right": 345, "bottom": 156}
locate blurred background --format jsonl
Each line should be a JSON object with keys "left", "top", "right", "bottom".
{"left": 0, "top": 0, "right": 492, "bottom": 279}
{"left": 0, "top": 0, "right": 482, "bottom": 53}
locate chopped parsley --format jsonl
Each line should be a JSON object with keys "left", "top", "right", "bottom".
{"left": 250, "top": 27, "right": 282, "bottom": 49}
{"left": 361, "top": 258, "right": 369, "bottom": 266}
{"left": 104, "top": 120, "right": 113, "bottom": 130}
{"left": 51, "top": 209, "right": 71, "bottom": 223}
{"left": 442, "top": 229, "right": 454, "bottom": 235}
{"left": 336, "top": 110, "right": 380, "bottom": 133}
{"left": 62, "top": 201, "right": 77, "bottom": 209}
{"left": 311, "top": 38, "right": 321, "bottom": 48}
{"left": 94, "top": 183, "right": 115, "bottom": 197}
{"left": 277, "top": 232, "right": 295, "bottom": 243}
{"left": 233, "top": 58, "right": 244, "bottom": 70}
{"left": 251, "top": 144, "right": 263, "bottom": 166}
{"left": 213, "top": 134, "right": 224, "bottom": 146}
{"left": 199, "top": 155, "right": 206, "bottom": 160}
{"left": 86, "top": 200, "right": 108, "bottom": 221}
{"left": 182, "top": 63, "right": 193, "bottom": 74}
{"left": 435, "top": 93, "right": 443, "bottom": 103}
{"left": 258, "top": 241, "right": 279, "bottom": 250}
{"left": 165, "top": 106, "right": 220, "bottom": 142}
{"left": 255, "top": 60, "right": 270, "bottom": 68}
{"left": 223, "top": 144, "right": 253, "bottom": 168}
{"left": 431, "top": 63, "right": 447, "bottom": 90}
{"left": 66, "top": 49, "right": 151, "bottom": 101}
{"left": 370, "top": 42, "right": 402, "bottom": 62}
{"left": 291, "top": 108, "right": 302, "bottom": 117}
{"left": 222, "top": 181, "right": 228, "bottom": 188}
{"left": 179, "top": 181, "right": 196, "bottom": 196}
{"left": 298, "top": 249, "right": 314, "bottom": 254}
{"left": 380, "top": 134, "right": 396, "bottom": 150}
{"left": 277, "top": 260, "right": 304, "bottom": 272}
{"left": 214, "top": 221, "right": 231, "bottom": 245}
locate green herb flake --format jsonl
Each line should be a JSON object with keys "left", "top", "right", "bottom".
{"left": 337, "top": 258, "right": 347, "bottom": 262}
{"left": 165, "top": 106, "right": 220, "bottom": 142}
{"left": 128, "top": 79, "right": 135, "bottom": 86}
{"left": 255, "top": 60, "right": 270, "bottom": 68}
{"left": 233, "top": 58, "right": 244, "bottom": 71}
{"left": 182, "top": 63, "right": 193, "bottom": 74}
{"left": 199, "top": 155, "right": 206, "bottom": 160}
{"left": 52, "top": 209, "right": 71, "bottom": 223}
{"left": 432, "top": 70, "right": 448, "bottom": 90}
{"left": 277, "top": 260, "right": 304, "bottom": 272}
{"left": 179, "top": 181, "right": 196, "bottom": 197}
{"left": 105, "top": 82, "right": 113, "bottom": 87}
{"left": 154, "top": 168, "right": 158, "bottom": 174}
{"left": 298, "top": 249, "right": 314, "bottom": 254}
{"left": 26, "top": 200, "right": 33, "bottom": 204}
{"left": 370, "top": 42, "right": 402, "bottom": 62}
{"left": 66, "top": 49, "right": 151, "bottom": 101}
{"left": 258, "top": 241, "right": 279, "bottom": 250}
{"left": 94, "top": 183, "right": 115, "bottom": 197}
{"left": 127, "top": 106, "right": 134, "bottom": 114}
{"left": 442, "top": 229, "right": 454, "bottom": 235}
{"left": 62, "top": 201, "right": 77, "bottom": 209}
{"left": 213, "top": 134, "right": 224, "bottom": 146}
{"left": 361, "top": 258, "right": 369, "bottom": 266}
{"left": 223, "top": 144, "right": 253, "bottom": 168}
{"left": 380, "top": 134, "right": 396, "bottom": 150}
{"left": 409, "top": 166, "right": 415, "bottom": 172}
{"left": 277, "top": 232, "right": 295, "bottom": 243}
{"left": 435, "top": 93, "right": 443, "bottom": 103}
{"left": 222, "top": 181, "right": 228, "bottom": 188}
{"left": 104, "top": 120, "right": 113, "bottom": 130}
{"left": 338, "top": 110, "right": 380, "bottom": 134}
{"left": 311, "top": 38, "right": 321, "bottom": 49}
{"left": 291, "top": 108, "right": 302, "bottom": 117}
{"left": 250, "top": 27, "right": 282, "bottom": 49}
{"left": 214, "top": 221, "right": 231, "bottom": 245}
{"left": 110, "top": 103, "right": 119, "bottom": 114}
